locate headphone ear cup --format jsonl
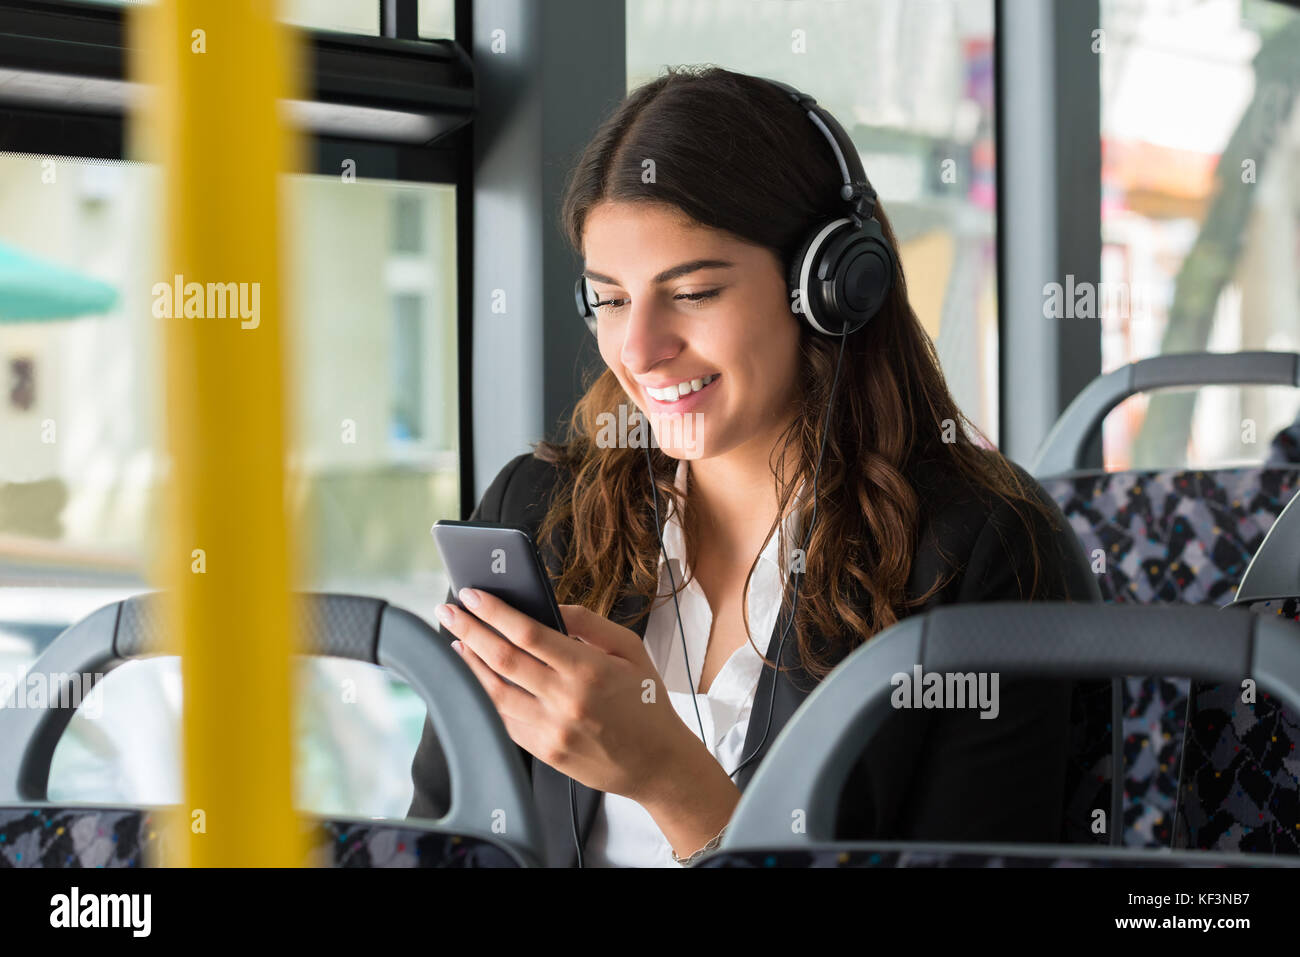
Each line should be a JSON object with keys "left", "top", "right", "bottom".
{"left": 820, "top": 218, "right": 895, "bottom": 335}
{"left": 792, "top": 217, "right": 879, "bottom": 336}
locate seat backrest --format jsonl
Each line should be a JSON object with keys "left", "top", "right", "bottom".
{"left": 709, "top": 601, "right": 1300, "bottom": 868}
{"left": 0, "top": 592, "right": 545, "bottom": 867}
{"left": 1174, "top": 486, "right": 1300, "bottom": 852}
{"left": 1040, "top": 466, "right": 1300, "bottom": 846}
{"left": 1032, "top": 350, "right": 1300, "bottom": 850}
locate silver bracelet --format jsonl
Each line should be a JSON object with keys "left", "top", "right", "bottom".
{"left": 670, "top": 823, "right": 727, "bottom": 865}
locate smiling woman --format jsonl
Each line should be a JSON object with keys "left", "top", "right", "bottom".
{"left": 408, "top": 65, "right": 1099, "bottom": 868}
{"left": 542, "top": 65, "right": 1082, "bottom": 685}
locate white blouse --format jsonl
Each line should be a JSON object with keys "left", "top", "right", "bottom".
{"left": 582, "top": 457, "right": 804, "bottom": 867}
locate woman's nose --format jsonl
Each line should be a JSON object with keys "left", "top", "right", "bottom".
{"left": 619, "top": 296, "right": 680, "bottom": 373}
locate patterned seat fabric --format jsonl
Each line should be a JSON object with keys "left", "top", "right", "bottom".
{"left": 0, "top": 807, "right": 153, "bottom": 867}
{"left": 311, "top": 819, "right": 519, "bottom": 867}
{"left": 1039, "top": 467, "right": 1300, "bottom": 849}
{"left": 0, "top": 807, "right": 520, "bottom": 867}
{"left": 1176, "top": 598, "right": 1300, "bottom": 853}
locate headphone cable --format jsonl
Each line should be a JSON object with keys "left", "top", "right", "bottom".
{"left": 727, "top": 329, "right": 848, "bottom": 782}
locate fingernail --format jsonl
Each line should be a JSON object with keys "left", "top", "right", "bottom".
{"left": 451, "top": 640, "right": 464, "bottom": 655}
{"left": 458, "top": 587, "right": 481, "bottom": 608}
{"left": 435, "top": 604, "right": 454, "bottom": 627}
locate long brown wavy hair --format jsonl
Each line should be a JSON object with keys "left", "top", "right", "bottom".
{"left": 533, "top": 65, "right": 1060, "bottom": 681}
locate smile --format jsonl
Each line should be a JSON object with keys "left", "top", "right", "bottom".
{"left": 644, "top": 373, "right": 720, "bottom": 403}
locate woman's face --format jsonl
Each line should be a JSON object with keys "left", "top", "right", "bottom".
{"left": 583, "top": 200, "right": 802, "bottom": 462}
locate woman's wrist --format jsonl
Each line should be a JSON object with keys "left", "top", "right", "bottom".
{"left": 639, "top": 728, "right": 741, "bottom": 862}
{"left": 669, "top": 821, "right": 728, "bottom": 865}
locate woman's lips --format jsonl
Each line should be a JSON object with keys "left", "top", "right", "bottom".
{"left": 642, "top": 374, "right": 720, "bottom": 414}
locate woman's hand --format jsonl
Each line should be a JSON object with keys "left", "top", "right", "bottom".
{"left": 434, "top": 588, "right": 699, "bottom": 807}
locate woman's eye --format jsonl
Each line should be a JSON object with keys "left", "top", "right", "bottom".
{"left": 593, "top": 289, "right": 720, "bottom": 311}
{"left": 676, "top": 289, "right": 721, "bottom": 308}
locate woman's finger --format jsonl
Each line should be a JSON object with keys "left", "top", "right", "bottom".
{"left": 438, "top": 601, "right": 556, "bottom": 698}
{"left": 455, "top": 588, "right": 586, "bottom": 671}
{"left": 452, "top": 639, "right": 545, "bottom": 726}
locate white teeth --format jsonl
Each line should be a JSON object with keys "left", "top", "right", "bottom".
{"left": 647, "top": 373, "right": 718, "bottom": 402}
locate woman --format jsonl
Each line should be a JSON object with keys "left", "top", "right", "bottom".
{"left": 408, "top": 66, "right": 1097, "bottom": 867}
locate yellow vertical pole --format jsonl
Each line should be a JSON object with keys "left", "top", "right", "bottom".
{"left": 128, "top": 1, "right": 304, "bottom": 866}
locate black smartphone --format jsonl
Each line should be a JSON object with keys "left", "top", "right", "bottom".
{"left": 430, "top": 520, "right": 569, "bottom": 637}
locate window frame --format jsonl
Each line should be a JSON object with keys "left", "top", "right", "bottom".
{"left": 0, "top": 0, "right": 478, "bottom": 514}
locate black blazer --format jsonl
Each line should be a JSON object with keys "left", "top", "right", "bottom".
{"left": 407, "top": 450, "right": 1100, "bottom": 866}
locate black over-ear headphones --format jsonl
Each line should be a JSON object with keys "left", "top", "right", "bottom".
{"left": 574, "top": 76, "right": 896, "bottom": 338}
{"left": 567, "top": 77, "right": 893, "bottom": 867}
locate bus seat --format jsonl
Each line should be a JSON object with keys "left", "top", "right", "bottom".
{"left": 0, "top": 592, "right": 544, "bottom": 867}
{"left": 1175, "top": 486, "right": 1300, "bottom": 852}
{"left": 1033, "top": 351, "right": 1300, "bottom": 848}
{"left": 701, "top": 602, "right": 1300, "bottom": 868}
{"left": 1040, "top": 465, "right": 1300, "bottom": 845}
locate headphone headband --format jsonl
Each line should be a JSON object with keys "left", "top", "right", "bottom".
{"left": 575, "top": 74, "right": 896, "bottom": 338}
{"left": 760, "top": 77, "right": 878, "bottom": 225}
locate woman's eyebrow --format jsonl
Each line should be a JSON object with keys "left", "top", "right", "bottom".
{"left": 582, "top": 258, "right": 735, "bottom": 286}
